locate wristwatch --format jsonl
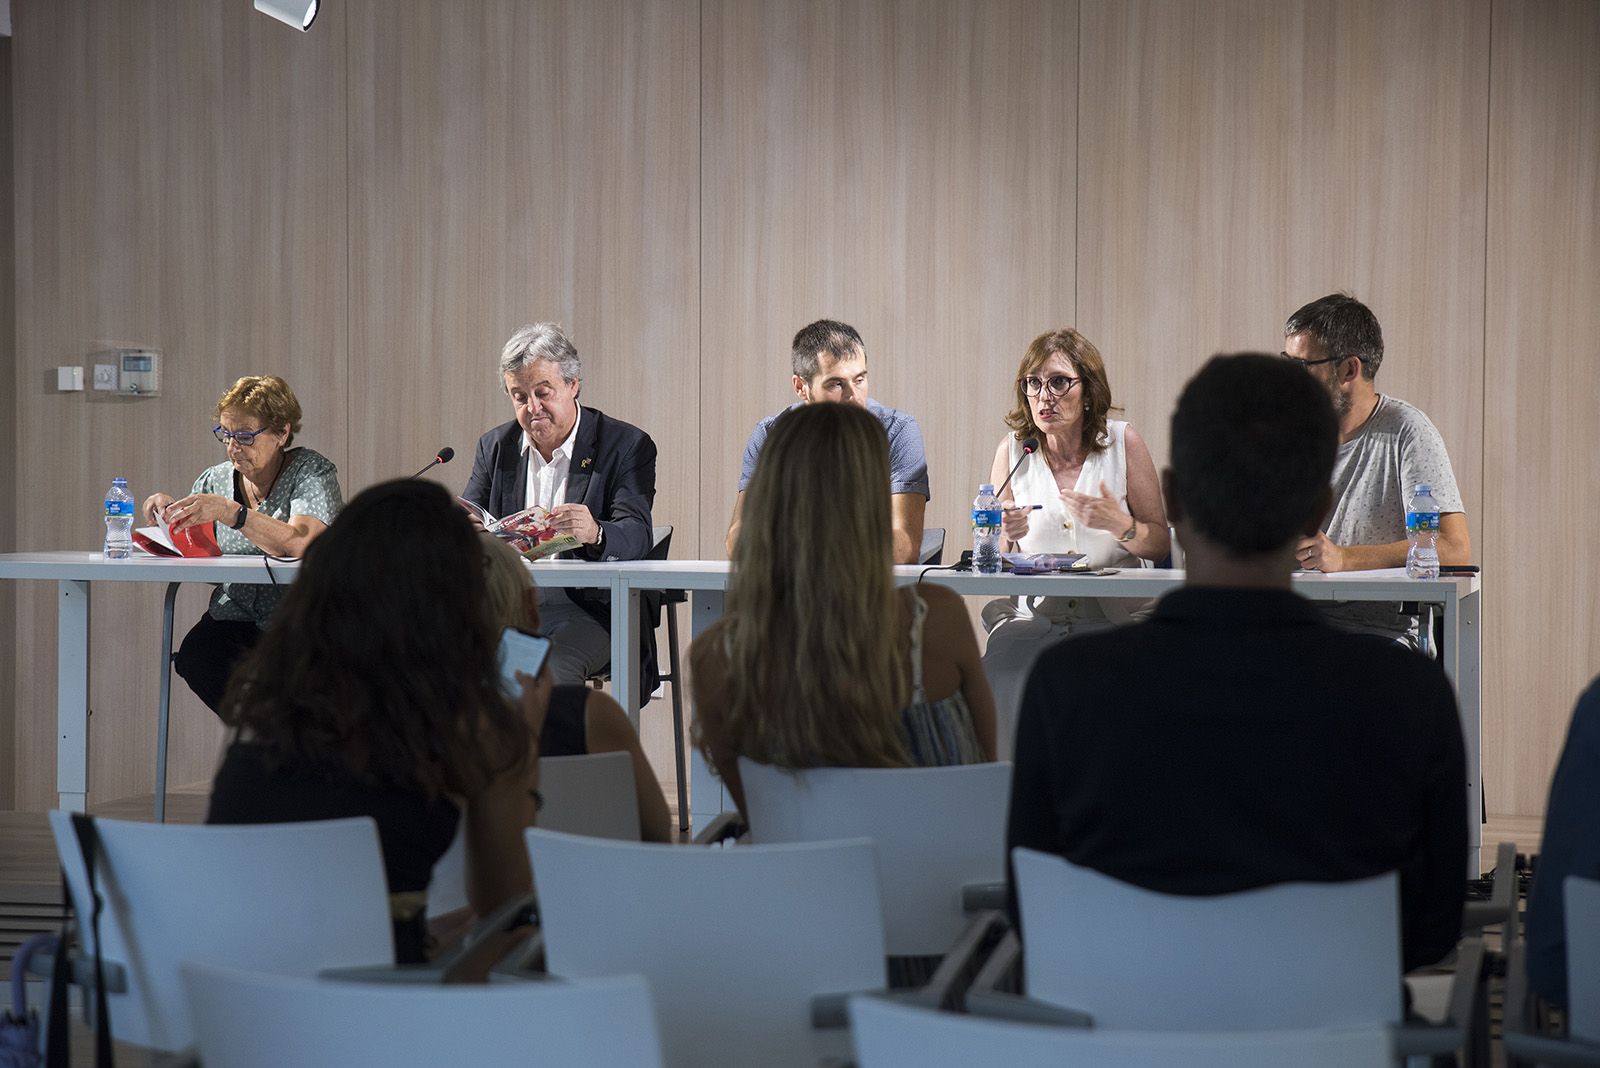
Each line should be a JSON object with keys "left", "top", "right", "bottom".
{"left": 1117, "top": 520, "right": 1138, "bottom": 543}
{"left": 230, "top": 502, "right": 249, "bottom": 530}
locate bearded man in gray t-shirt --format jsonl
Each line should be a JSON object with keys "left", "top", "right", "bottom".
{"left": 1281, "top": 294, "right": 1472, "bottom": 643}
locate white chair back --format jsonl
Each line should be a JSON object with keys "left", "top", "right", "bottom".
{"left": 847, "top": 994, "right": 1393, "bottom": 1067}
{"left": 739, "top": 759, "right": 1011, "bottom": 955}
{"left": 1012, "top": 848, "right": 1403, "bottom": 1030}
{"left": 428, "top": 750, "right": 640, "bottom": 917}
{"left": 48, "top": 812, "right": 393, "bottom": 1051}
{"left": 180, "top": 961, "right": 663, "bottom": 1067}
{"left": 1567, "top": 875, "right": 1600, "bottom": 1043}
{"left": 527, "top": 828, "right": 886, "bottom": 1068}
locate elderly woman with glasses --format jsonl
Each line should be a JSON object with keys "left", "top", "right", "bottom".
{"left": 980, "top": 329, "right": 1168, "bottom": 755}
{"left": 141, "top": 375, "right": 342, "bottom": 713}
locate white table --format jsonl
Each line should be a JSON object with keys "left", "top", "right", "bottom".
{"left": 609, "top": 562, "right": 1484, "bottom": 855}
{"left": 0, "top": 551, "right": 630, "bottom": 812}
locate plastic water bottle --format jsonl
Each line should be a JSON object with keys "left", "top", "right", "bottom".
{"left": 1405, "top": 483, "right": 1440, "bottom": 580}
{"left": 972, "top": 483, "right": 1002, "bottom": 574}
{"left": 103, "top": 477, "right": 134, "bottom": 559}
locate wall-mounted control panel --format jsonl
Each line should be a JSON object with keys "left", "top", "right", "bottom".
{"left": 117, "top": 349, "right": 161, "bottom": 395}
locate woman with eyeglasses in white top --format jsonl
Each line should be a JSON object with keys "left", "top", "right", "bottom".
{"left": 981, "top": 329, "right": 1169, "bottom": 756}
{"left": 141, "top": 375, "right": 343, "bottom": 713}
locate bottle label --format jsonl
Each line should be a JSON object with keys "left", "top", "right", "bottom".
{"left": 972, "top": 508, "right": 1002, "bottom": 530}
{"left": 1405, "top": 510, "right": 1440, "bottom": 534}
{"left": 104, "top": 500, "right": 134, "bottom": 518}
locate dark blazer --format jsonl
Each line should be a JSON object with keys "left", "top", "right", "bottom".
{"left": 462, "top": 407, "right": 661, "bottom": 692}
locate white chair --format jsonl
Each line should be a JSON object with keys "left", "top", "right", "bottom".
{"left": 1506, "top": 874, "right": 1600, "bottom": 1066}
{"left": 848, "top": 994, "right": 1394, "bottom": 1067}
{"left": 47, "top": 812, "right": 394, "bottom": 1052}
{"left": 180, "top": 961, "right": 663, "bottom": 1068}
{"left": 427, "top": 750, "right": 642, "bottom": 918}
{"left": 526, "top": 828, "right": 887, "bottom": 1068}
{"left": 1010, "top": 849, "right": 1403, "bottom": 1031}
{"left": 738, "top": 759, "right": 1011, "bottom": 956}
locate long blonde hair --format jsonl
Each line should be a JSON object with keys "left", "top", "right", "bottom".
{"left": 480, "top": 533, "right": 538, "bottom": 633}
{"left": 695, "top": 403, "right": 912, "bottom": 769}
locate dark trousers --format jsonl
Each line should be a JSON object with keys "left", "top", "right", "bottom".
{"left": 173, "top": 613, "right": 263, "bottom": 715}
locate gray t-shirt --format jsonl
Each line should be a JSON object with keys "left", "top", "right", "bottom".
{"left": 192, "top": 447, "right": 343, "bottom": 626}
{"left": 1322, "top": 395, "right": 1463, "bottom": 640}
{"left": 737, "top": 399, "right": 931, "bottom": 499}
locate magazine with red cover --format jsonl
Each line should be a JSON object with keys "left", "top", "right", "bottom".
{"left": 456, "top": 498, "right": 582, "bottom": 560}
{"left": 133, "top": 518, "right": 222, "bottom": 558}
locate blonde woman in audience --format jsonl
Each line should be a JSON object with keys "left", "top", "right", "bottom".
{"left": 982, "top": 328, "right": 1169, "bottom": 754}
{"left": 691, "top": 402, "right": 997, "bottom": 818}
{"left": 480, "top": 533, "right": 672, "bottom": 844}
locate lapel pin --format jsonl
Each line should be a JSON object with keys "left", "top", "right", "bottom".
{"left": 580, "top": 458, "right": 592, "bottom": 469}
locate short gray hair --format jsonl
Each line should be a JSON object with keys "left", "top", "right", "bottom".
{"left": 499, "top": 322, "right": 581, "bottom": 383}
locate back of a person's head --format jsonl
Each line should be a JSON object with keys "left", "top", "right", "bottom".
{"left": 480, "top": 532, "right": 537, "bottom": 634}
{"left": 1170, "top": 353, "right": 1337, "bottom": 556}
{"left": 710, "top": 401, "right": 910, "bottom": 770}
{"left": 223, "top": 479, "right": 528, "bottom": 796}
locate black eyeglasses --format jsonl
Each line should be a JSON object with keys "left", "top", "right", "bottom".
{"left": 1020, "top": 374, "right": 1080, "bottom": 397}
{"left": 214, "top": 425, "right": 269, "bottom": 446}
{"left": 1280, "top": 352, "right": 1347, "bottom": 368}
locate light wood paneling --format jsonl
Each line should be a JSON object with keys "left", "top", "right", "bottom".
{"left": 1076, "top": 0, "right": 1490, "bottom": 518}
{"left": 701, "top": 0, "right": 1079, "bottom": 556}
{"left": 10, "top": 0, "right": 348, "bottom": 810}
{"left": 1483, "top": 0, "right": 1600, "bottom": 817}
{"left": 0, "top": 40, "right": 15, "bottom": 807}
{"left": 345, "top": 0, "right": 701, "bottom": 550}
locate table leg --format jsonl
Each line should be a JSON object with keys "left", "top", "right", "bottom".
{"left": 1441, "top": 589, "right": 1483, "bottom": 875}
{"left": 688, "top": 589, "right": 727, "bottom": 838}
{"left": 57, "top": 579, "right": 90, "bottom": 812}
{"left": 612, "top": 581, "right": 640, "bottom": 730}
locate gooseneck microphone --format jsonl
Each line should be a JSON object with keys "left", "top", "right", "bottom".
{"left": 994, "top": 437, "right": 1039, "bottom": 499}
{"left": 410, "top": 446, "right": 455, "bottom": 479}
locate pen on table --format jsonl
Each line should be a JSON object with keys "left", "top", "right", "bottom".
{"left": 1002, "top": 504, "right": 1043, "bottom": 512}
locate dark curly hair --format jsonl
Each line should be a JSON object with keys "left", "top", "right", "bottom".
{"left": 219, "top": 479, "right": 531, "bottom": 799}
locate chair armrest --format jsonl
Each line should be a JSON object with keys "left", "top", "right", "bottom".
{"left": 692, "top": 813, "right": 747, "bottom": 845}
{"left": 491, "top": 930, "right": 546, "bottom": 979}
{"left": 1463, "top": 841, "right": 1517, "bottom": 932}
{"left": 1394, "top": 938, "right": 1486, "bottom": 1060}
{"left": 1503, "top": 1035, "right": 1600, "bottom": 1067}
{"left": 897, "top": 911, "right": 1011, "bottom": 1012}
{"left": 960, "top": 881, "right": 1007, "bottom": 914}
{"left": 962, "top": 929, "right": 1093, "bottom": 1028}
{"left": 25, "top": 947, "right": 129, "bottom": 995}
{"left": 321, "top": 891, "right": 540, "bottom": 985}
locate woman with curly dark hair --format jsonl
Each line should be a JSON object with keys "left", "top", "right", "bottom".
{"left": 206, "top": 479, "right": 547, "bottom": 964}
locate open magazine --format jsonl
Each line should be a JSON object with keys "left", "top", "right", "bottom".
{"left": 457, "top": 497, "right": 582, "bottom": 561}
{"left": 133, "top": 516, "right": 222, "bottom": 558}
{"left": 1000, "top": 552, "right": 1087, "bottom": 574}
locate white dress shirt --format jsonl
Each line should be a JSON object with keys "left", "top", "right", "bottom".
{"left": 521, "top": 405, "right": 583, "bottom": 513}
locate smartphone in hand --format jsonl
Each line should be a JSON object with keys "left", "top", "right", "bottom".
{"left": 497, "top": 628, "right": 553, "bottom": 698}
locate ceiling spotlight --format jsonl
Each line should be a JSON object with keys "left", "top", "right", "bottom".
{"left": 254, "top": 0, "right": 320, "bottom": 32}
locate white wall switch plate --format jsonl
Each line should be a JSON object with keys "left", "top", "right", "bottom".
{"left": 57, "top": 366, "right": 84, "bottom": 391}
{"left": 92, "top": 364, "right": 118, "bottom": 391}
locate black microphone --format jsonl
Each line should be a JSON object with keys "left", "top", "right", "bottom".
{"left": 994, "top": 437, "right": 1039, "bottom": 499}
{"left": 410, "top": 446, "right": 455, "bottom": 479}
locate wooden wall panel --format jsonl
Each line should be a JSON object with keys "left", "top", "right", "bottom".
{"left": 1076, "top": 0, "right": 1490, "bottom": 520}
{"left": 701, "top": 0, "right": 1079, "bottom": 556}
{"left": 1483, "top": 0, "right": 1600, "bottom": 817}
{"left": 9, "top": 0, "right": 347, "bottom": 810}
{"left": 0, "top": 39, "right": 15, "bottom": 807}
{"left": 345, "top": 0, "right": 701, "bottom": 552}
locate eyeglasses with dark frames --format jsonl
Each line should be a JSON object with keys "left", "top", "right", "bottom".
{"left": 1019, "top": 374, "right": 1081, "bottom": 397}
{"left": 1280, "top": 351, "right": 1348, "bottom": 368}
{"left": 213, "top": 425, "right": 270, "bottom": 447}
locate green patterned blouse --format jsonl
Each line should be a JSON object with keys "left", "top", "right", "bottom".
{"left": 190, "top": 447, "right": 343, "bottom": 626}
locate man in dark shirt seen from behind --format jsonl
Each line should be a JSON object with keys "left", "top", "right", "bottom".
{"left": 1005, "top": 352, "right": 1467, "bottom": 973}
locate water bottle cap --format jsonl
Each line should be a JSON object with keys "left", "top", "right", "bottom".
{"left": 1414, "top": 483, "right": 1432, "bottom": 496}
{"left": 978, "top": 484, "right": 995, "bottom": 494}
{"left": 112, "top": 477, "right": 127, "bottom": 486}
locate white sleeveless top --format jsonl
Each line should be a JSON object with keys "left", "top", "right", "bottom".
{"left": 1001, "top": 420, "right": 1138, "bottom": 570}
